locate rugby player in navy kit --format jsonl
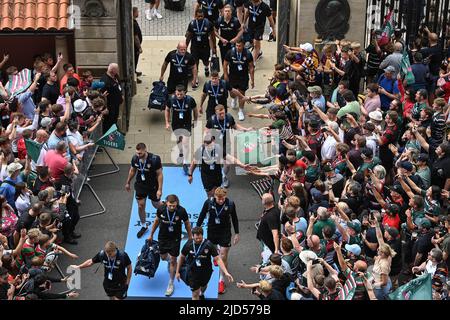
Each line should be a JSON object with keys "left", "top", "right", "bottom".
{"left": 165, "top": 85, "right": 198, "bottom": 175}
{"left": 160, "top": 41, "right": 197, "bottom": 94}
{"left": 148, "top": 194, "right": 193, "bottom": 297}
{"left": 176, "top": 226, "right": 234, "bottom": 300}
{"left": 187, "top": 133, "right": 251, "bottom": 198}
{"left": 214, "top": 4, "right": 244, "bottom": 64}
{"left": 244, "top": 0, "right": 276, "bottom": 63}
{"left": 205, "top": 104, "right": 252, "bottom": 188}
{"left": 199, "top": 71, "right": 247, "bottom": 120}
{"left": 125, "top": 143, "right": 163, "bottom": 238}
{"left": 186, "top": 9, "right": 216, "bottom": 89}
{"left": 71, "top": 241, "right": 132, "bottom": 300}
{"left": 197, "top": 187, "right": 239, "bottom": 294}
{"left": 223, "top": 39, "right": 255, "bottom": 121}
{"left": 194, "top": 0, "right": 224, "bottom": 26}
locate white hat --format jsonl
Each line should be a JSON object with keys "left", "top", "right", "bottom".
{"left": 369, "top": 110, "right": 383, "bottom": 122}
{"left": 299, "top": 250, "right": 318, "bottom": 265}
{"left": 74, "top": 99, "right": 87, "bottom": 113}
{"left": 290, "top": 292, "right": 303, "bottom": 300}
{"left": 300, "top": 42, "right": 314, "bottom": 52}
{"left": 40, "top": 117, "right": 52, "bottom": 128}
{"left": 7, "top": 162, "right": 23, "bottom": 175}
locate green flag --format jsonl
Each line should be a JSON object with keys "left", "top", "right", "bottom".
{"left": 25, "top": 139, "right": 43, "bottom": 162}
{"left": 95, "top": 124, "right": 126, "bottom": 150}
{"left": 400, "top": 49, "right": 416, "bottom": 85}
{"left": 388, "top": 273, "right": 432, "bottom": 300}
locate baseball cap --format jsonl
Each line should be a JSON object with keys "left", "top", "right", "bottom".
{"left": 368, "top": 110, "right": 383, "bottom": 122}
{"left": 40, "top": 117, "right": 52, "bottom": 128}
{"left": 7, "top": 162, "right": 23, "bottom": 175}
{"left": 344, "top": 244, "right": 361, "bottom": 256}
{"left": 299, "top": 250, "right": 318, "bottom": 265}
{"left": 310, "top": 188, "right": 322, "bottom": 201}
{"left": 388, "top": 204, "right": 401, "bottom": 215}
{"left": 73, "top": 99, "right": 88, "bottom": 113}
{"left": 384, "top": 66, "right": 396, "bottom": 73}
{"left": 417, "top": 153, "right": 429, "bottom": 163}
{"left": 418, "top": 218, "right": 432, "bottom": 229}
{"left": 307, "top": 86, "right": 322, "bottom": 94}
{"left": 347, "top": 220, "right": 362, "bottom": 233}
{"left": 400, "top": 161, "right": 413, "bottom": 172}
{"left": 323, "top": 163, "right": 333, "bottom": 172}
{"left": 91, "top": 81, "right": 105, "bottom": 90}
{"left": 385, "top": 227, "right": 399, "bottom": 239}
{"left": 309, "top": 118, "right": 321, "bottom": 129}
{"left": 300, "top": 43, "right": 314, "bottom": 52}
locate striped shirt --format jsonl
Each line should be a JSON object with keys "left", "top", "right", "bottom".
{"left": 431, "top": 112, "right": 446, "bottom": 144}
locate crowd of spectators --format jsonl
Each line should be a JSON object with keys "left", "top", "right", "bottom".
{"left": 0, "top": 51, "right": 116, "bottom": 300}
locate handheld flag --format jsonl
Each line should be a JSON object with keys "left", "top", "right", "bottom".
{"left": 378, "top": 9, "right": 394, "bottom": 46}
{"left": 95, "top": 124, "right": 126, "bottom": 150}
{"left": 388, "top": 273, "right": 432, "bottom": 300}
{"left": 25, "top": 139, "right": 43, "bottom": 162}
{"left": 400, "top": 49, "right": 416, "bottom": 85}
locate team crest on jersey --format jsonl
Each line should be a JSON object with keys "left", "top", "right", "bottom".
{"left": 220, "top": 88, "right": 224, "bottom": 92}
{"left": 175, "top": 216, "right": 180, "bottom": 221}
{"left": 204, "top": 249, "right": 209, "bottom": 254}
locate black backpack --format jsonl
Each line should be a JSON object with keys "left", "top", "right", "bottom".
{"left": 148, "top": 81, "right": 169, "bottom": 111}
{"left": 134, "top": 240, "right": 160, "bottom": 278}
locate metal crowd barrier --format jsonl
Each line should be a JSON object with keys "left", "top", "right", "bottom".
{"left": 72, "top": 124, "right": 120, "bottom": 219}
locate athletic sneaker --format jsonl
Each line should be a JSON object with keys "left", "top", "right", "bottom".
{"left": 145, "top": 9, "right": 152, "bottom": 21}
{"left": 205, "top": 67, "right": 210, "bottom": 77}
{"left": 136, "top": 71, "right": 143, "bottom": 76}
{"left": 231, "top": 96, "right": 238, "bottom": 109}
{"left": 238, "top": 110, "right": 245, "bottom": 121}
{"left": 218, "top": 280, "right": 226, "bottom": 294}
{"left": 154, "top": 9, "right": 163, "bottom": 19}
{"left": 222, "top": 176, "right": 230, "bottom": 188}
{"left": 137, "top": 226, "right": 148, "bottom": 238}
{"left": 192, "top": 81, "right": 199, "bottom": 90}
{"left": 165, "top": 282, "right": 174, "bottom": 296}
{"left": 268, "top": 33, "right": 275, "bottom": 42}
{"left": 256, "top": 51, "right": 263, "bottom": 61}
{"left": 183, "top": 164, "right": 189, "bottom": 175}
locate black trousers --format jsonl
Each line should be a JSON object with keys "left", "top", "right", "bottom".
{"left": 62, "top": 197, "right": 80, "bottom": 238}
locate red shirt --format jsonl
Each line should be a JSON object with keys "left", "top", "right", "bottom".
{"left": 382, "top": 214, "right": 401, "bottom": 230}
{"left": 60, "top": 73, "right": 81, "bottom": 94}
{"left": 44, "top": 150, "right": 68, "bottom": 180}
{"left": 442, "top": 81, "right": 450, "bottom": 103}
{"left": 17, "top": 138, "right": 27, "bottom": 160}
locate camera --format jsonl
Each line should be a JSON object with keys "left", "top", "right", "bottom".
{"left": 294, "top": 90, "right": 307, "bottom": 105}
{"left": 321, "top": 127, "right": 328, "bottom": 133}
{"left": 312, "top": 259, "right": 321, "bottom": 265}
{"left": 56, "top": 185, "right": 70, "bottom": 198}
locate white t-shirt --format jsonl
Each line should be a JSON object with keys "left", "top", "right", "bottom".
{"left": 15, "top": 192, "right": 31, "bottom": 217}
{"left": 67, "top": 129, "right": 85, "bottom": 157}
{"left": 321, "top": 135, "right": 337, "bottom": 161}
